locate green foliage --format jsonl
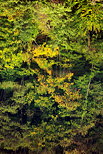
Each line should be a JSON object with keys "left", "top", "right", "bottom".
{"left": 0, "top": 0, "right": 103, "bottom": 153}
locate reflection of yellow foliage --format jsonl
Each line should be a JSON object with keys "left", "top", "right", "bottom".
{"left": 64, "top": 149, "right": 80, "bottom": 154}
{"left": 22, "top": 52, "right": 30, "bottom": 62}
{"left": 35, "top": 58, "right": 49, "bottom": 69}
{"left": 32, "top": 44, "right": 59, "bottom": 58}
{"left": 32, "top": 44, "right": 59, "bottom": 74}
{"left": 34, "top": 58, "right": 53, "bottom": 75}
{"left": 54, "top": 95, "right": 63, "bottom": 103}
{"left": 2, "top": 9, "right": 23, "bottom": 22}
{"left": 14, "top": 29, "right": 19, "bottom": 36}
{"left": 78, "top": 123, "right": 95, "bottom": 136}
{"left": 53, "top": 93, "right": 80, "bottom": 110}
{"left": 31, "top": 132, "right": 37, "bottom": 135}
{"left": 47, "top": 87, "right": 55, "bottom": 94}
{"left": 65, "top": 73, "right": 73, "bottom": 80}
{"left": 32, "top": 44, "right": 81, "bottom": 111}
{"left": 36, "top": 72, "right": 81, "bottom": 110}
{"left": 36, "top": 82, "right": 48, "bottom": 94}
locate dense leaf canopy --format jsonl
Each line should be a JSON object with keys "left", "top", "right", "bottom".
{"left": 0, "top": 0, "right": 103, "bottom": 153}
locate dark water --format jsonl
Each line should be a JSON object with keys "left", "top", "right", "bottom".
{"left": 0, "top": 146, "right": 64, "bottom": 154}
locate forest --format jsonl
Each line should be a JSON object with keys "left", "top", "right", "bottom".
{"left": 0, "top": 0, "right": 103, "bottom": 153}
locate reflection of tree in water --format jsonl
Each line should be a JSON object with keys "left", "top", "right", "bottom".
{"left": 0, "top": 0, "right": 103, "bottom": 153}
{"left": 52, "top": 53, "right": 70, "bottom": 78}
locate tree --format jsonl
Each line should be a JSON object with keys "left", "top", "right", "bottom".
{"left": 0, "top": 0, "right": 103, "bottom": 153}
